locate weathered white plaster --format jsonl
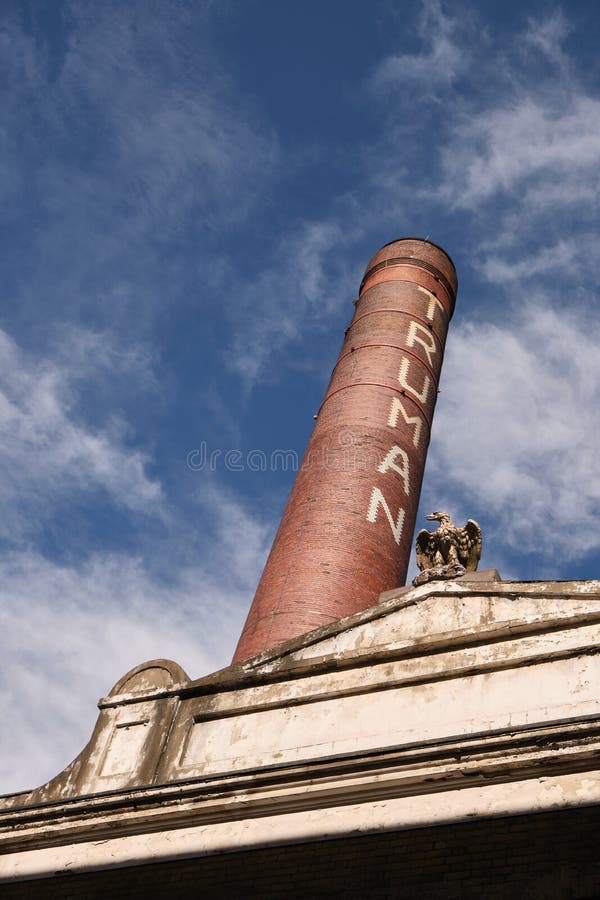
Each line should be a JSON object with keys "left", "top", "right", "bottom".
{"left": 177, "top": 652, "right": 599, "bottom": 776}
{"left": 0, "top": 579, "right": 598, "bottom": 882}
{"left": 1, "top": 770, "right": 598, "bottom": 882}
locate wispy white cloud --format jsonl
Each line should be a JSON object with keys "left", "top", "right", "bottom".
{"left": 225, "top": 220, "right": 355, "bottom": 386}
{"left": 58, "top": 4, "right": 279, "bottom": 229}
{"left": 423, "top": 301, "right": 600, "bottom": 565}
{"left": 0, "top": 326, "right": 161, "bottom": 541}
{"left": 371, "top": 0, "right": 468, "bottom": 93}
{"left": 0, "top": 2, "right": 284, "bottom": 796}
{"left": 0, "top": 484, "right": 272, "bottom": 795}
{"left": 366, "top": 4, "right": 600, "bottom": 278}
{"left": 522, "top": 9, "right": 572, "bottom": 70}
{"left": 440, "top": 95, "right": 600, "bottom": 210}
{"left": 481, "top": 237, "right": 577, "bottom": 283}
{"left": 225, "top": 2, "right": 600, "bottom": 574}
{"left": 0, "top": 2, "right": 280, "bottom": 336}
{"left": 368, "top": 5, "right": 600, "bottom": 578}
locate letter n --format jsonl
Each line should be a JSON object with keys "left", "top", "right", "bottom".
{"left": 366, "top": 488, "right": 405, "bottom": 544}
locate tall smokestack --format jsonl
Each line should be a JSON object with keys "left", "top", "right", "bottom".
{"left": 233, "top": 238, "right": 457, "bottom": 662}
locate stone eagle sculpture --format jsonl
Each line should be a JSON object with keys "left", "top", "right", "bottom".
{"left": 414, "top": 510, "right": 482, "bottom": 585}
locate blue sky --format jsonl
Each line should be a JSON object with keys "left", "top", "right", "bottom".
{"left": 1, "top": 0, "right": 600, "bottom": 793}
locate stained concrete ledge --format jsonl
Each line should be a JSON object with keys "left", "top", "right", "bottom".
{"left": 0, "top": 576, "right": 598, "bottom": 885}
{"left": 377, "top": 569, "right": 502, "bottom": 604}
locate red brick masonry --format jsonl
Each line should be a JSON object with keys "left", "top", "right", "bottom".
{"left": 233, "top": 239, "right": 457, "bottom": 662}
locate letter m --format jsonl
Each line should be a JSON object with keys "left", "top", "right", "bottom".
{"left": 387, "top": 397, "right": 423, "bottom": 449}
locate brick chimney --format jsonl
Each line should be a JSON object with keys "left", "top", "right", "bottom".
{"left": 233, "top": 238, "right": 457, "bottom": 662}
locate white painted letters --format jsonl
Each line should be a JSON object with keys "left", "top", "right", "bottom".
{"left": 387, "top": 397, "right": 423, "bottom": 449}
{"left": 406, "top": 320, "right": 437, "bottom": 368}
{"left": 418, "top": 285, "right": 445, "bottom": 324}
{"left": 377, "top": 445, "right": 410, "bottom": 496}
{"left": 364, "top": 287, "right": 446, "bottom": 542}
{"left": 366, "top": 488, "right": 406, "bottom": 544}
{"left": 398, "top": 357, "right": 431, "bottom": 404}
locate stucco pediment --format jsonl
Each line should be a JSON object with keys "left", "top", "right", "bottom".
{"left": 3, "top": 575, "right": 599, "bottom": 817}
{"left": 2, "top": 575, "right": 599, "bottom": 880}
{"left": 223, "top": 574, "right": 600, "bottom": 680}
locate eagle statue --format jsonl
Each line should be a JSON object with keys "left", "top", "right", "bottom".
{"left": 414, "top": 511, "right": 482, "bottom": 585}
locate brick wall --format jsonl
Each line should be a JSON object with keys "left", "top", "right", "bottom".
{"left": 233, "top": 239, "right": 458, "bottom": 662}
{"left": 3, "top": 806, "right": 599, "bottom": 899}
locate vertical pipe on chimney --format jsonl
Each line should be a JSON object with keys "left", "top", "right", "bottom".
{"left": 233, "top": 238, "right": 457, "bottom": 663}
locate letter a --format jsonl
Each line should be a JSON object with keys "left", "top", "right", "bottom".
{"left": 366, "top": 488, "right": 405, "bottom": 544}
{"left": 377, "top": 445, "right": 410, "bottom": 495}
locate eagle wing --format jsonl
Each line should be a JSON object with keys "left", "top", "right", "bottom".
{"left": 415, "top": 529, "right": 436, "bottom": 571}
{"left": 458, "top": 519, "right": 482, "bottom": 571}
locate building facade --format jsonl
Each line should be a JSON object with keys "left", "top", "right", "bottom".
{"left": 1, "top": 573, "right": 599, "bottom": 897}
